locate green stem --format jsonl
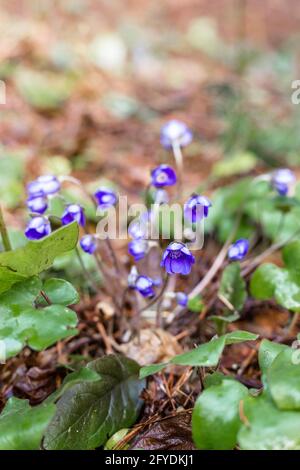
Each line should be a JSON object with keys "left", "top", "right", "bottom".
{"left": 0, "top": 205, "right": 11, "bottom": 251}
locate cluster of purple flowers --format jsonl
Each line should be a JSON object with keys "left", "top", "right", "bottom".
{"left": 23, "top": 121, "right": 296, "bottom": 312}
{"left": 24, "top": 175, "right": 118, "bottom": 252}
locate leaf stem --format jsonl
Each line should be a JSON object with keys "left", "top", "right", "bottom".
{"left": 0, "top": 205, "right": 12, "bottom": 251}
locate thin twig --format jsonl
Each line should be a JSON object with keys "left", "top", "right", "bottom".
{"left": 0, "top": 205, "right": 11, "bottom": 251}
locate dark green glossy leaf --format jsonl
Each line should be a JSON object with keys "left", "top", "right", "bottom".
{"left": 44, "top": 355, "right": 145, "bottom": 450}
{"left": 0, "top": 398, "right": 55, "bottom": 450}
{"left": 192, "top": 380, "right": 248, "bottom": 449}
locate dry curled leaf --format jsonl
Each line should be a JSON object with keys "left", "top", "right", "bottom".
{"left": 130, "top": 412, "right": 195, "bottom": 450}
{"left": 119, "top": 328, "right": 183, "bottom": 366}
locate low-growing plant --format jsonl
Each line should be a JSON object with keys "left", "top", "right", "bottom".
{"left": 0, "top": 120, "right": 299, "bottom": 450}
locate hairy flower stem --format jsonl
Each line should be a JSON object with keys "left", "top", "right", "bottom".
{"left": 61, "top": 175, "right": 122, "bottom": 278}
{"left": 137, "top": 274, "right": 169, "bottom": 316}
{"left": 0, "top": 205, "right": 12, "bottom": 251}
{"left": 286, "top": 313, "right": 299, "bottom": 338}
{"left": 75, "top": 247, "right": 99, "bottom": 294}
{"left": 172, "top": 142, "right": 184, "bottom": 199}
{"left": 155, "top": 274, "right": 171, "bottom": 328}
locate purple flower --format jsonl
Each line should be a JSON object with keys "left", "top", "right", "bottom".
{"left": 228, "top": 239, "right": 249, "bottom": 261}
{"left": 27, "top": 175, "right": 60, "bottom": 198}
{"left": 80, "top": 235, "right": 97, "bottom": 254}
{"left": 176, "top": 292, "right": 188, "bottom": 307}
{"left": 128, "top": 239, "right": 148, "bottom": 261}
{"left": 27, "top": 196, "right": 48, "bottom": 215}
{"left": 25, "top": 217, "right": 51, "bottom": 240}
{"left": 61, "top": 204, "right": 85, "bottom": 226}
{"left": 134, "top": 275, "right": 155, "bottom": 298}
{"left": 161, "top": 242, "right": 195, "bottom": 275}
{"left": 128, "top": 212, "right": 149, "bottom": 239}
{"left": 151, "top": 165, "right": 177, "bottom": 188}
{"left": 271, "top": 169, "right": 296, "bottom": 196}
{"left": 160, "top": 119, "right": 193, "bottom": 150}
{"left": 94, "top": 187, "right": 117, "bottom": 209}
{"left": 184, "top": 194, "right": 212, "bottom": 223}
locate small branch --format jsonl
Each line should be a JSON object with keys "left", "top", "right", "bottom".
{"left": 40, "top": 290, "right": 51, "bottom": 305}
{"left": 0, "top": 205, "right": 11, "bottom": 251}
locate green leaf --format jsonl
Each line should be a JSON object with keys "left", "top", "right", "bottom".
{"left": 46, "top": 367, "right": 100, "bottom": 404}
{"left": 283, "top": 240, "right": 300, "bottom": 275}
{"left": 44, "top": 355, "right": 145, "bottom": 450}
{"left": 192, "top": 380, "right": 248, "bottom": 449}
{"left": 0, "top": 223, "right": 79, "bottom": 294}
{"left": 218, "top": 263, "right": 246, "bottom": 312}
{"left": 37, "top": 278, "right": 79, "bottom": 306}
{"left": 268, "top": 348, "right": 300, "bottom": 410}
{"left": 238, "top": 394, "right": 300, "bottom": 450}
{"left": 258, "top": 339, "right": 288, "bottom": 376}
{"left": 187, "top": 295, "right": 204, "bottom": 313}
{"left": 139, "top": 331, "right": 258, "bottom": 379}
{"left": 21, "top": 305, "right": 78, "bottom": 350}
{"left": 275, "top": 273, "right": 300, "bottom": 311}
{"left": 212, "top": 151, "right": 257, "bottom": 178}
{"left": 0, "top": 398, "right": 55, "bottom": 450}
{"left": 0, "top": 277, "right": 78, "bottom": 358}
{"left": 15, "top": 68, "right": 74, "bottom": 111}
{"left": 250, "top": 263, "right": 284, "bottom": 300}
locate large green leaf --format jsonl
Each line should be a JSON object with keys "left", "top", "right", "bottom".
{"left": 192, "top": 379, "right": 248, "bottom": 450}
{"left": 0, "top": 277, "right": 78, "bottom": 358}
{"left": 250, "top": 263, "right": 283, "bottom": 300}
{"left": 0, "top": 222, "right": 79, "bottom": 294}
{"left": 37, "top": 278, "right": 79, "bottom": 306}
{"left": 251, "top": 263, "right": 300, "bottom": 311}
{"left": 275, "top": 273, "right": 300, "bottom": 311}
{"left": 0, "top": 398, "right": 55, "bottom": 450}
{"left": 140, "top": 331, "right": 258, "bottom": 379}
{"left": 268, "top": 348, "right": 300, "bottom": 411}
{"left": 218, "top": 263, "right": 246, "bottom": 311}
{"left": 238, "top": 394, "right": 300, "bottom": 450}
{"left": 44, "top": 355, "right": 145, "bottom": 450}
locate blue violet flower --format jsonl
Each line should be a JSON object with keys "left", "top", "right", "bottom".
{"left": 25, "top": 217, "right": 51, "bottom": 240}
{"left": 94, "top": 187, "right": 117, "bottom": 209}
{"left": 184, "top": 194, "right": 212, "bottom": 223}
{"left": 134, "top": 275, "right": 155, "bottom": 298}
{"left": 161, "top": 241, "right": 195, "bottom": 275}
{"left": 151, "top": 165, "right": 177, "bottom": 188}
{"left": 228, "top": 239, "right": 249, "bottom": 261}
{"left": 27, "top": 196, "right": 48, "bottom": 215}
{"left": 61, "top": 204, "right": 85, "bottom": 226}
{"left": 160, "top": 119, "right": 193, "bottom": 150}
{"left": 80, "top": 235, "right": 97, "bottom": 254}
{"left": 27, "top": 175, "right": 60, "bottom": 198}
{"left": 128, "top": 239, "right": 148, "bottom": 261}
{"left": 176, "top": 292, "right": 188, "bottom": 307}
{"left": 271, "top": 169, "right": 295, "bottom": 196}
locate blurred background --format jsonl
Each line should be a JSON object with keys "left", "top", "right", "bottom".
{"left": 0, "top": 0, "right": 300, "bottom": 222}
